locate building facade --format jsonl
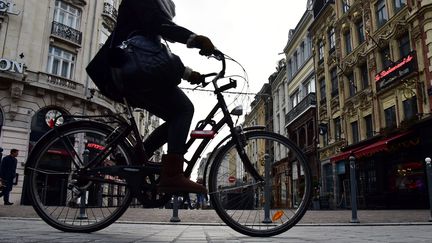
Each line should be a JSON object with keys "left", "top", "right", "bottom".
{"left": 0, "top": 0, "right": 159, "bottom": 205}
{"left": 311, "top": 0, "right": 431, "bottom": 209}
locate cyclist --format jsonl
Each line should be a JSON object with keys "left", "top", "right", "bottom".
{"left": 113, "top": 0, "right": 215, "bottom": 193}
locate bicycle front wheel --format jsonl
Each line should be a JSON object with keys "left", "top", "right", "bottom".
{"left": 209, "top": 131, "right": 312, "bottom": 237}
{"left": 26, "top": 121, "right": 133, "bottom": 233}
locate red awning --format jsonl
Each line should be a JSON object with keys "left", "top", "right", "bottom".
{"left": 354, "top": 132, "right": 409, "bottom": 159}
{"left": 330, "top": 131, "right": 411, "bottom": 162}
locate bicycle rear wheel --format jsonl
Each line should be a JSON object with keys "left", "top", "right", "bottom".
{"left": 26, "top": 121, "right": 133, "bottom": 233}
{"left": 208, "top": 131, "right": 312, "bottom": 237}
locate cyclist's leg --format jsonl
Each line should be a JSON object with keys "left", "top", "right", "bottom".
{"left": 126, "top": 87, "right": 205, "bottom": 193}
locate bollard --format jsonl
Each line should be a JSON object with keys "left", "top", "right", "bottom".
{"left": 170, "top": 195, "right": 181, "bottom": 222}
{"left": 77, "top": 149, "right": 89, "bottom": 220}
{"left": 349, "top": 155, "right": 360, "bottom": 223}
{"left": 425, "top": 157, "right": 432, "bottom": 222}
{"left": 262, "top": 154, "right": 272, "bottom": 223}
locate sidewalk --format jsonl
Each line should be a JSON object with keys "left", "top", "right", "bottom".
{"left": 0, "top": 205, "right": 431, "bottom": 225}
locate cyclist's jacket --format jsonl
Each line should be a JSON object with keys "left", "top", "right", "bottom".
{"left": 113, "top": 0, "right": 194, "bottom": 48}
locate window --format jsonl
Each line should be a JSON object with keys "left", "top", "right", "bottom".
{"left": 344, "top": 31, "right": 352, "bottom": 54}
{"left": 328, "top": 27, "right": 335, "bottom": 52}
{"left": 47, "top": 46, "right": 76, "bottom": 79}
{"left": 357, "top": 21, "right": 365, "bottom": 44}
{"left": 347, "top": 72, "right": 356, "bottom": 97}
{"left": 299, "top": 43, "right": 305, "bottom": 66}
{"left": 380, "top": 45, "right": 392, "bottom": 69}
{"left": 331, "top": 68, "right": 338, "bottom": 97}
{"left": 319, "top": 79, "right": 326, "bottom": 102}
{"left": 399, "top": 35, "right": 410, "bottom": 58}
{"left": 54, "top": 0, "right": 81, "bottom": 29}
{"left": 394, "top": 0, "right": 406, "bottom": 12}
{"left": 287, "top": 60, "right": 292, "bottom": 80}
{"left": 351, "top": 121, "right": 359, "bottom": 143}
{"left": 334, "top": 117, "right": 342, "bottom": 141}
{"left": 343, "top": 0, "right": 351, "bottom": 13}
{"left": 376, "top": 0, "right": 388, "bottom": 27}
{"left": 384, "top": 106, "right": 397, "bottom": 128}
{"left": 290, "top": 90, "right": 300, "bottom": 108}
{"left": 364, "top": 115, "right": 373, "bottom": 138}
{"left": 360, "top": 64, "right": 369, "bottom": 89}
{"left": 293, "top": 52, "right": 298, "bottom": 73}
{"left": 304, "top": 77, "right": 316, "bottom": 94}
{"left": 324, "top": 163, "right": 334, "bottom": 193}
{"left": 318, "top": 40, "right": 324, "bottom": 62}
{"left": 403, "top": 97, "right": 418, "bottom": 120}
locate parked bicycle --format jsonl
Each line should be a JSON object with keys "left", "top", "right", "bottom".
{"left": 25, "top": 50, "right": 312, "bottom": 237}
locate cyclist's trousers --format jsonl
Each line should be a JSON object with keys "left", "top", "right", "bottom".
{"left": 127, "top": 86, "right": 194, "bottom": 155}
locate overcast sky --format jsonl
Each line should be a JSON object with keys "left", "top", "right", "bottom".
{"left": 165, "top": 0, "right": 308, "bottom": 177}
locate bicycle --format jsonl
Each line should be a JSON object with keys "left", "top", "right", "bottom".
{"left": 24, "top": 50, "right": 312, "bottom": 237}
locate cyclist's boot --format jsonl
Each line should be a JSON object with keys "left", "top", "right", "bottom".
{"left": 158, "top": 154, "right": 207, "bottom": 193}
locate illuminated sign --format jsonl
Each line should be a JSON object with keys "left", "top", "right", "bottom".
{"left": 375, "top": 51, "right": 417, "bottom": 91}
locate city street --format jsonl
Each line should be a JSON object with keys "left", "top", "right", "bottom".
{"left": 0, "top": 218, "right": 431, "bottom": 242}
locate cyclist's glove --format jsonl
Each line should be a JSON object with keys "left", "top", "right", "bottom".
{"left": 187, "top": 71, "right": 205, "bottom": 85}
{"left": 187, "top": 34, "right": 215, "bottom": 56}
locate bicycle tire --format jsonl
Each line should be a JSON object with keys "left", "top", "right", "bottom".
{"left": 208, "top": 130, "right": 312, "bottom": 237}
{"left": 26, "top": 120, "right": 133, "bottom": 233}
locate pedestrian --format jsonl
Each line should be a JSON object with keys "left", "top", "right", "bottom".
{"left": 110, "top": 0, "right": 215, "bottom": 193}
{"left": 0, "top": 148, "right": 19, "bottom": 205}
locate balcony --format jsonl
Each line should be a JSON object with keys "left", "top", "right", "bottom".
{"left": 51, "top": 21, "right": 82, "bottom": 46}
{"left": 285, "top": 93, "right": 316, "bottom": 125}
{"left": 102, "top": 2, "right": 118, "bottom": 30}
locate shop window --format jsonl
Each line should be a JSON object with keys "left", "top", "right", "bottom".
{"left": 384, "top": 106, "right": 397, "bottom": 128}
{"left": 360, "top": 63, "right": 369, "bottom": 89}
{"left": 380, "top": 45, "right": 392, "bottom": 69}
{"left": 334, "top": 117, "right": 342, "bottom": 141}
{"left": 351, "top": 121, "right": 359, "bottom": 143}
{"left": 399, "top": 34, "right": 410, "bottom": 58}
{"left": 364, "top": 114, "right": 373, "bottom": 138}
{"left": 54, "top": 0, "right": 81, "bottom": 30}
{"left": 319, "top": 78, "right": 326, "bottom": 103}
{"left": 323, "top": 163, "right": 334, "bottom": 193}
{"left": 347, "top": 72, "right": 356, "bottom": 97}
{"left": 356, "top": 21, "right": 365, "bottom": 44}
{"left": 47, "top": 46, "right": 76, "bottom": 79}
{"left": 403, "top": 97, "right": 418, "bottom": 121}
{"left": 344, "top": 31, "right": 352, "bottom": 54}
{"left": 394, "top": 0, "right": 406, "bottom": 13}
{"left": 328, "top": 27, "right": 335, "bottom": 52}
{"left": 331, "top": 68, "right": 339, "bottom": 97}
{"left": 376, "top": 0, "right": 388, "bottom": 28}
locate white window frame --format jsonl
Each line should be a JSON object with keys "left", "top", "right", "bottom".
{"left": 54, "top": 0, "right": 81, "bottom": 29}
{"left": 47, "top": 46, "right": 76, "bottom": 80}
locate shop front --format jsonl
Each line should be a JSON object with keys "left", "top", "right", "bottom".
{"left": 330, "top": 130, "right": 429, "bottom": 209}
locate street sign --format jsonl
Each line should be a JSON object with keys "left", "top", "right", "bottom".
{"left": 228, "top": 176, "right": 236, "bottom": 183}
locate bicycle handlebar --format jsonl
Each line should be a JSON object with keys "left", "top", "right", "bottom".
{"left": 201, "top": 49, "right": 227, "bottom": 89}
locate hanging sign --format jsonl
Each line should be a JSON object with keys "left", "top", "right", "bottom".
{"left": 375, "top": 51, "right": 417, "bottom": 91}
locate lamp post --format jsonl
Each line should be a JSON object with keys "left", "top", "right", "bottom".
{"left": 425, "top": 157, "right": 432, "bottom": 222}
{"left": 349, "top": 154, "right": 359, "bottom": 223}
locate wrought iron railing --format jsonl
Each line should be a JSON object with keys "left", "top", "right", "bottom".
{"left": 51, "top": 21, "right": 82, "bottom": 45}
{"left": 103, "top": 2, "right": 118, "bottom": 20}
{"left": 285, "top": 93, "right": 316, "bottom": 125}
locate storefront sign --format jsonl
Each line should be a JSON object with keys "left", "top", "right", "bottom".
{"left": 0, "top": 58, "right": 24, "bottom": 74}
{"left": 375, "top": 51, "right": 417, "bottom": 91}
{"left": 0, "top": 0, "right": 20, "bottom": 15}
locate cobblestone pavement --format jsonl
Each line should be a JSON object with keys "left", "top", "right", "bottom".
{"left": 1, "top": 205, "right": 431, "bottom": 225}
{"left": 0, "top": 218, "right": 431, "bottom": 242}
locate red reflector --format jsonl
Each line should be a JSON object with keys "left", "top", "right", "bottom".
{"left": 190, "top": 130, "right": 216, "bottom": 139}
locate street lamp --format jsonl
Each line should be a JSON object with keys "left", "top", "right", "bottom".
{"left": 425, "top": 157, "right": 432, "bottom": 222}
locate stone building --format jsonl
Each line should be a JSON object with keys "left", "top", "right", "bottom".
{"left": 311, "top": 0, "right": 431, "bottom": 209}
{"left": 0, "top": 0, "right": 159, "bottom": 204}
